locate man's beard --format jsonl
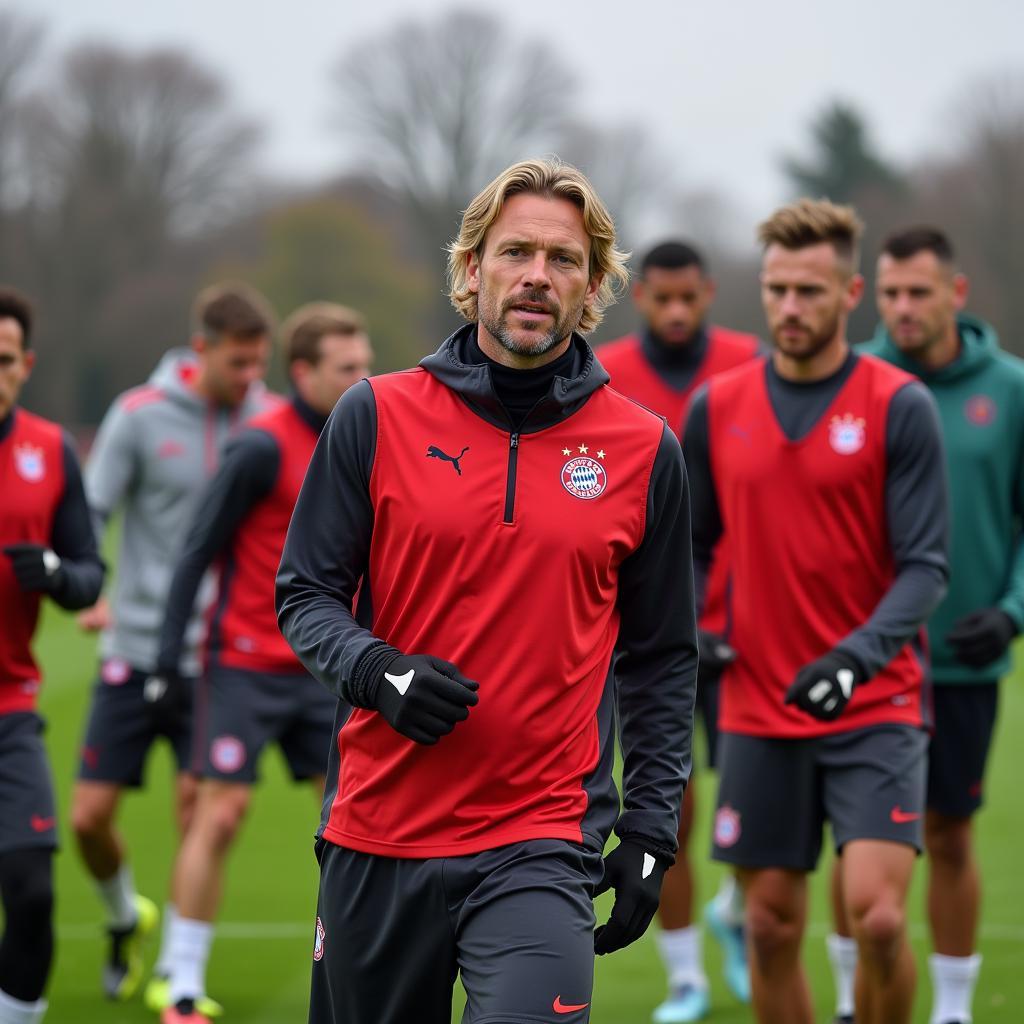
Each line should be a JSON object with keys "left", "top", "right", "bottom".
{"left": 479, "top": 286, "right": 586, "bottom": 358}
{"left": 772, "top": 307, "right": 841, "bottom": 362}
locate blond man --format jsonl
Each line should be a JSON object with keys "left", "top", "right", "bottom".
{"left": 277, "top": 158, "right": 698, "bottom": 1024}
{"left": 682, "top": 200, "right": 948, "bottom": 1024}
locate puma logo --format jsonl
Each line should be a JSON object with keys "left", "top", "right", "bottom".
{"left": 426, "top": 445, "right": 469, "bottom": 476}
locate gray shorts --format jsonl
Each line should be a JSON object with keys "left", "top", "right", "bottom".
{"left": 308, "top": 838, "right": 604, "bottom": 1024}
{"left": 191, "top": 663, "right": 337, "bottom": 784}
{"left": 712, "top": 725, "right": 928, "bottom": 872}
{"left": 0, "top": 713, "right": 57, "bottom": 853}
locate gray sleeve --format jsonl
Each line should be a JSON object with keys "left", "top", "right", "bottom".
{"left": 681, "top": 387, "right": 721, "bottom": 613}
{"left": 275, "top": 380, "right": 384, "bottom": 703}
{"left": 84, "top": 396, "right": 138, "bottom": 538}
{"left": 836, "top": 382, "right": 950, "bottom": 677}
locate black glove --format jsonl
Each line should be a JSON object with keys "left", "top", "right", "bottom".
{"left": 697, "top": 629, "right": 737, "bottom": 684}
{"left": 784, "top": 649, "right": 863, "bottom": 722}
{"left": 593, "top": 838, "right": 670, "bottom": 955}
{"left": 142, "top": 669, "right": 191, "bottom": 725}
{"left": 946, "top": 608, "right": 1018, "bottom": 668}
{"left": 3, "top": 543, "right": 65, "bottom": 595}
{"left": 369, "top": 653, "right": 479, "bottom": 745}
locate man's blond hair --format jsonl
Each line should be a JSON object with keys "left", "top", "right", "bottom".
{"left": 447, "top": 158, "right": 630, "bottom": 334}
{"left": 758, "top": 198, "right": 865, "bottom": 273}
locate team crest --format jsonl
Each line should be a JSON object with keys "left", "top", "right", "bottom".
{"left": 313, "top": 916, "right": 326, "bottom": 962}
{"left": 965, "top": 395, "right": 996, "bottom": 426}
{"left": 714, "top": 805, "right": 741, "bottom": 848}
{"left": 101, "top": 659, "right": 131, "bottom": 686}
{"left": 828, "top": 414, "right": 866, "bottom": 455}
{"left": 13, "top": 443, "right": 45, "bottom": 482}
{"left": 210, "top": 735, "right": 246, "bottom": 774}
{"left": 561, "top": 456, "right": 608, "bottom": 500}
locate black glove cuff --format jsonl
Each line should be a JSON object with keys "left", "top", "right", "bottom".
{"left": 614, "top": 831, "right": 676, "bottom": 868}
{"left": 351, "top": 642, "right": 403, "bottom": 708}
{"left": 831, "top": 646, "right": 868, "bottom": 685}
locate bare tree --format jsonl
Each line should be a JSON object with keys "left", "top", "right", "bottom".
{"left": 0, "top": 10, "right": 44, "bottom": 208}
{"left": 333, "top": 9, "right": 578, "bottom": 252}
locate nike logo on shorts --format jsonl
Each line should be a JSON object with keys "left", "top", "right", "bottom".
{"left": 889, "top": 805, "right": 921, "bottom": 824}
{"left": 553, "top": 995, "right": 589, "bottom": 1014}
{"left": 30, "top": 815, "right": 55, "bottom": 832}
{"left": 384, "top": 669, "right": 414, "bottom": 696}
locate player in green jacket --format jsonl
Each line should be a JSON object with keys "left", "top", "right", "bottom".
{"left": 827, "top": 226, "right": 1024, "bottom": 1024}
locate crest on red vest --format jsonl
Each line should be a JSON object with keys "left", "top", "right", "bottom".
{"left": 828, "top": 414, "right": 866, "bottom": 455}
{"left": 13, "top": 443, "right": 45, "bottom": 482}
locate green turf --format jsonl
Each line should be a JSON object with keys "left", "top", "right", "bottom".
{"left": 34, "top": 601, "right": 1023, "bottom": 1022}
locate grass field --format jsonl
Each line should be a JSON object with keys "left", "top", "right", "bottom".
{"left": 34, "top": 601, "right": 1023, "bottom": 1023}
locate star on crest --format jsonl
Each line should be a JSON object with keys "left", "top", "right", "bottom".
{"left": 578, "top": 444, "right": 589, "bottom": 454}
{"left": 562, "top": 447, "right": 571, "bottom": 456}
{"left": 597, "top": 449, "right": 606, "bottom": 459}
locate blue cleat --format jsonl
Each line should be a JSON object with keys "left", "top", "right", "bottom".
{"left": 652, "top": 983, "right": 710, "bottom": 1023}
{"left": 704, "top": 899, "right": 750, "bottom": 1003}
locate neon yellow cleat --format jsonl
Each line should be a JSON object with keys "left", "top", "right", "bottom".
{"left": 145, "top": 975, "right": 224, "bottom": 1018}
{"left": 104, "top": 894, "right": 160, "bottom": 1000}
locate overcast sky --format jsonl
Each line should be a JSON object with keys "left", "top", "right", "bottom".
{"left": 16, "top": 0, "right": 1024, "bottom": 237}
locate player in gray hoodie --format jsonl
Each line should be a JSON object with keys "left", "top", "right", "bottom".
{"left": 69, "top": 283, "right": 277, "bottom": 1008}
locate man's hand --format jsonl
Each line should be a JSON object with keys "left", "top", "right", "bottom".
{"left": 3, "top": 543, "right": 64, "bottom": 594}
{"left": 371, "top": 653, "right": 479, "bottom": 745}
{"left": 946, "top": 608, "right": 1018, "bottom": 668}
{"left": 142, "top": 670, "right": 190, "bottom": 725}
{"left": 697, "top": 629, "right": 737, "bottom": 683}
{"left": 77, "top": 595, "right": 113, "bottom": 632}
{"left": 594, "top": 839, "right": 669, "bottom": 955}
{"left": 784, "top": 649, "right": 863, "bottom": 722}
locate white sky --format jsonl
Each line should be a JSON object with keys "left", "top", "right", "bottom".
{"left": 16, "top": 0, "right": 1024, "bottom": 233}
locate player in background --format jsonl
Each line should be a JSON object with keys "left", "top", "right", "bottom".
{"left": 153, "top": 303, "right": 373, "bottom": 1024}
{"left": 824, "top": 227, "right": 1024, "bottom": 1024}
{"left": 277, "top": 158, "right": 698, "bottom": 1024}
{"left": 69, "top": 284, "right": 275, "bottom": 1006}
{"left": 684, "top": 200, "right": 949, "bottom": 1024}
{"left": 0, "top": 287, "right": 105, "bottom": 1024}
{"left": 599, "top": 241, "right": 758, "bottom": 1021}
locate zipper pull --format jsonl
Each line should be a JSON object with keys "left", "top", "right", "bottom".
{"left": 510, "top": 432, "right": 519, "bottom": 448}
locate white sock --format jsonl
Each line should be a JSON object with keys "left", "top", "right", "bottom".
{"left": 97, "top": 864, "right": 136, "bottom": 929}
{"left": 929, "top": 953, "right": 981, "bottom": 1024}
{"left": 0, "top": 989, "right": 47, "bottom": 1024}
{"left": 153, "top": 903, "right": 178, "bottom": 977}
{"left": 827, "top": 933, "right": 858, "bottom": 1017}
{"left": 167, "top": 916, "right": 214, "bottom": 1005}
{"left": 657, "top": 925, "right": 708, "bottom": 990}
{"left": 713, "top": 874, "right": 744, "bottom": 927}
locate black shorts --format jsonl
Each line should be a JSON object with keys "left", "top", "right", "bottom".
{"left": 712, "top": 725, "right": 928, "bottom": 872}
{"left": 309, "top": 838, "right": 603, "bottom": 1024}
{"left": 191, "top": 664, "right": 336, "bottom": 785}
{"left": 0, "top": 713, "right": 58, "bottom": 853}
{"left": 78, "top": 659, "right": 193, "bottom": 787}
{"left": 696, "top": 673, "right": 722, "bottom": 770}
{"left": 927, "top": 682, "right": 999, "bottom": 818}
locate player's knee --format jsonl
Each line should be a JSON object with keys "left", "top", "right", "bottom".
{"left": 70, "top": 792, "right": 113, "bottom": 841}
{"left": 0, "top": 850, "right": 54, "bottom": 929}
{"left": 746, "top": 901, "right": 800, "bottom": 966}
{"left": 925, "top": 815, "right": 972, "bottom": 868}
{"left": 203, "top": 792, "right": 250, "bottom": 851}
{"left": 852, "top": 898, "right": 905, "bottom": 962}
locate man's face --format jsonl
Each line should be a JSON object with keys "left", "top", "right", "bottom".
{"left": 467, "top": 193, "right": 603, "bottom": 358}
{"left": 760, "top": 242, "right": 863, "bottom": 361}
{"left": 876, "top": 251, "right": 966, "bottom": 357}
{"left": 193, "top": 332, "right": 270, "bottom": 407}
{"left": 632, "top": 265, "right": 715, "bottom": 346}
{"left": 0, "top": 317, "right": 34, "bottom": 420}
{"left": 296, "top": 333, "right": 374, "bottom": 415}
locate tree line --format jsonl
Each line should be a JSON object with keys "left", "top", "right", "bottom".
{"left": 1, "top": 8, "right": 1021, "bottom": 425}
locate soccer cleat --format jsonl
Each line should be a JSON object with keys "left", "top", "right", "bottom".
{"left": 652, "top": 983, "right": 710, "bottom": 1023}
{"left": 704, "top": 898, "right": 750, "bottom": 1003}
{"left": 104, "top": 894, "right": 160, "bottom": 1000}
{"left": 161, "top": 998, "right": 212, "bottom": 1024}
{"left": 145, "top": 975, "right": 224, "bottom": 1018}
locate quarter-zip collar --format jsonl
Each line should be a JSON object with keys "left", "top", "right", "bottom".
{"left": 420, "top": 323, "right": 609, "bottom": 433}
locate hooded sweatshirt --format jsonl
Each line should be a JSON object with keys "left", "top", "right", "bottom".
{"left": 861, "top": 313, "right": 1024, "bottom": 684}
{"left": 86, "top": 348, "right": 276, "bottom": 674}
